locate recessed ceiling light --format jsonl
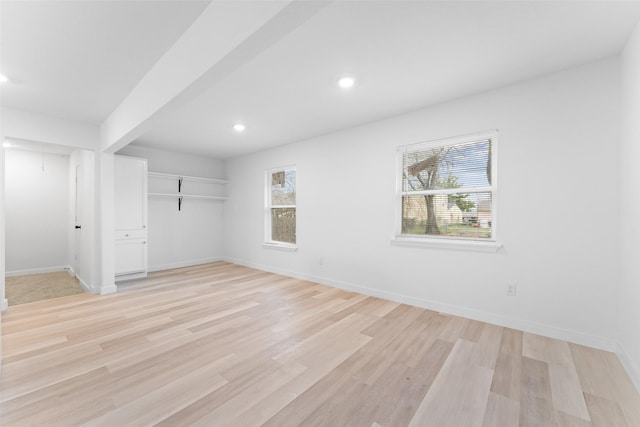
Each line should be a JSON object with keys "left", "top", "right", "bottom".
{"left": 0, "top": 74, "right": 8, "bottom": 83}
{"left": 337, "top": 76, "right": 355, "bottom": 89}
{"left": 233, "top": 123, "right": 246, "bottom": 132}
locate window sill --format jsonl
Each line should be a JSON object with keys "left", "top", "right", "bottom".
{"left": 263, "top": 242, "right": 298, "bottom": 252}
{"left": 391, "top": 235, "right": 502, "bottom": 252}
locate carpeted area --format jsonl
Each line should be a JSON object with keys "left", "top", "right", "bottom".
{"left": 5, "top": 271, "right": 85, "bottom": 306}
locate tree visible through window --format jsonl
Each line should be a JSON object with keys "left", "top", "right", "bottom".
{"left": 267, "top": 166, "right": 296, "bottom": 245}
{"left": 399, "top": 132, "right": 497, "bottom": 240}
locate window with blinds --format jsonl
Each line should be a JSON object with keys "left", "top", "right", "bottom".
{"left": 266, "top": 166, "right": 296, "bottom": 245}
{"left": 398, "top": 131, "right": 497, "bottom": 241}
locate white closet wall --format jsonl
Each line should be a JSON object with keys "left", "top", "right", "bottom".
{"left": 116, "top": 145, "right": 226, "bottom": 271}
{"left": 5, "top": 149, "right": 69, "bottom": 275}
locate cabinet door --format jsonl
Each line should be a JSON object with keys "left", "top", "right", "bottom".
{"left": 114, "top": 156, "right": 147, "bottom": 230}
{"left": 115, "top": 240, "right": 147, "bottom": 275}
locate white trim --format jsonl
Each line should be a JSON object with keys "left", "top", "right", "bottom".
{"left": 222, "top": 256, "right": 615, "bottom": 352}
{"left": 79, "top": 276, "right": 117, "bottom": 295}
{"left": 114, "top": 272, "right": 147, "bottom": 282}
{"left": 78, "top": 276, "right": 94, "bottom": 293}
{"left": 270, "top": 204, "right": 296, "bottom": 209}
{"left": 1, "top": 299, "right": 8, "bottom": 312}
{"left": 265, "top": 165, "right": 297, "bottom": 246}
{"left": 391, "top": 235, "right": 502, "bottom": 252}
{"left": 5, "top": 265, "right": 71, "bottom": 277}
{"left": 263, "top": 242, "right": 298, "bottom": 252}
{"left": 147, "top": 257, "right": 224, "bottom": 272}
{"left": 99, "top": 284, "right": 117, "bottom": 295}
{"left": 491, "top": 132, "right": 499, "bottom": 241}
{"left": 616, "top": 342, "right": 640, "bottom": 394}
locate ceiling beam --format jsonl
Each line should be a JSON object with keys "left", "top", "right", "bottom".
{"left": 100, "top": 0, "right": 331, "bottom": 153}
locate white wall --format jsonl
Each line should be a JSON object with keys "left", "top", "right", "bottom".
{"left": 117, "top": 145, "right": 226, "bottom": 270}
{"left": 0, "top": 142, "right": 6, "bottom": 314}
{"left": 5, "top": 149, "right": 70, "bottom": 275}
{"left": 3, "top": 107, "right": 99, "bottom": 150}
{"left": 118, "top": 145, "right": 226, "bottom": 178}
{"left": 619, "top": 22, "right": 640, "bottom": 391}
{"left": 94, "top": 151, "right": 116, "bottom": 294}
{"left": 223, "top": 58, "right": 620, "bottom": 350}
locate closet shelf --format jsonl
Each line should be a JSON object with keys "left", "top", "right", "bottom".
{"left": 147, "top": 172, "right": 229, "bottom": 210}
{"left": 148, "top": 192, "right": 228, "bottom": 201}
{"left": 148, "top": 171, "right": 229, "bottom": 185}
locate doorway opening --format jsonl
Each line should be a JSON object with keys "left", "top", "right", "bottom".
{"left": 4, "top": 139, "right": 93, "bottom": 306}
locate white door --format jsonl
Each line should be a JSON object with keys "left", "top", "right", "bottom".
{"left": 74, "top": 165, "right": 83, "bottom": 279}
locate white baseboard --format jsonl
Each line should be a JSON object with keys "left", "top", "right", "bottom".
{"left": 80, "top": 281, "right": 117, "bottom": 295}
{"left": 99, "top": 284, "right": 117, "bottom": 295}
{"left": 616, "top": 342, "right": 640, "bottom": 394}
{"left": 5, "top": 265, "right": 70, "bottom": 277}
{"left": 222, "top": 256, "right": 616, "bottom": 352}
{"left": 148, "top": 257, "right": 224, "bottom": 273}
{"left": 78, "top": 276, "right": 94, "bottom": 294}
{"left": 115, "top": 272, "right": 147, "bottom": 282}
{"left": 78, "top": 275, "right": 117, "bottom": 295}
{"left": 66, "top": 266, "right": 76, "bottom": 277}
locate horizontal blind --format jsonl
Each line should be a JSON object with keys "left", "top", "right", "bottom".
{"left": 400, "top": 136, "right": 494, "bottom": 239}
{"left": 403, "top": 139, "right": 491, "bottom": 193}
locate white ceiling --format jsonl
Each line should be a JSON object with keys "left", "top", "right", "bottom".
{"left": 3, "top": 1, "right": 640, "bottom": 159}
{"left": 0, "top": 0, "right": 209, "bottom": 124}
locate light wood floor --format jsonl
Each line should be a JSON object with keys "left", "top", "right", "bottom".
{"left": 1, "top": 262, "right": 639, "bottom": 426}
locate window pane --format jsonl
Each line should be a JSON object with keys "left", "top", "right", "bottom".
{"left": 403, "top": 139, "right": 491, "bottom": 192}
{"left": 402, "top": 192, "right": 492, "bottom": 238}
{"left": 271, "top": 208, "right": 296, "bottom": 243}
{"left": 272, "top": 169, "right": 296, "bottom": 205}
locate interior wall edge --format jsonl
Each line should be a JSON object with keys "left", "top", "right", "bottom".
{"left": 618, "top": 13, "right": 640, "bottom": 397}
{"left": 616, "top": 341, "right": 640, "bottom": 394}
{"left": 221, "top": 256, "right": 617, "bottom": 353}
{"left": 77, "top": 277, "right": 115, "bottom": 295}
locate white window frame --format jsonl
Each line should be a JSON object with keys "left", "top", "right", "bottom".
{"left": 392, "top": 130, "right": 502, "bottom": 252}
{"left": 264, "top": 165, "right": 297, "bottom": 251}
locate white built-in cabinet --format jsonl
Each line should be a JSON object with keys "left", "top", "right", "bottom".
{"left": 114, "top": 155, "right": 148, "bottom": 278}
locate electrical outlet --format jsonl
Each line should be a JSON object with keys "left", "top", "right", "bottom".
{"left": 506, "top": 283, "right": 517, "bottom": 296}
{"left": 319, "top": 257, "right": 324, "bottom": 266}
